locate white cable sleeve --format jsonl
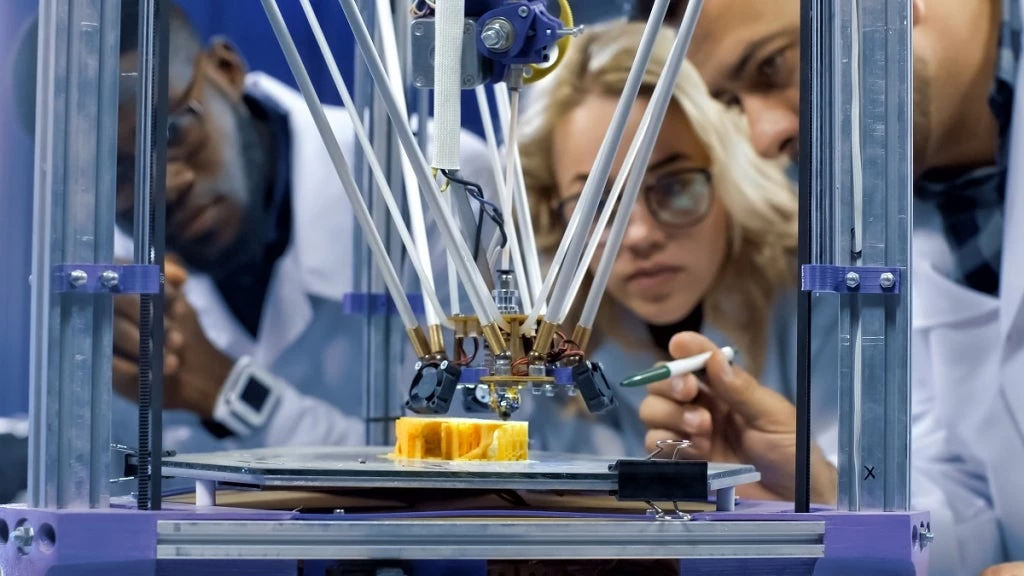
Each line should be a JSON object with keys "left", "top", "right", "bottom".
{"left": 433, "top": 0, "right": 464, "bottom": 169}
{"left": 261, "top": 0, "right": 420, "bottom": 331}
{"left": 298, "top": 0, "right": 448, "bottom": 327}
{"left": 523, "top": 0, "right": 672, "bottom": 331}
{"left": 338, "top": 0, "right": 504, "bottom": 328}
{"left": 375, "top": 0, "right": 439, "bottom": 323}
{"left": 495, "top": 85, "right": 543, "bottom": 305}
{"left": 578, "top": 0, "right": 705, "bottom": 329}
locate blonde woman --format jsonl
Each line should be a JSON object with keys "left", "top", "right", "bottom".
{"left": 517, "top": 21, "right": 838, "bottom": 472}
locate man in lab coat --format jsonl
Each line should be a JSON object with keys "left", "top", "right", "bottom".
{"left": 10, "top": 3, "right": 497, "bottom": 463}
{"left": 633, "top": 0, "right": 1024, "bottom": 573}
{"left": 109, "top": 3, "right": 499, "bottom": 454}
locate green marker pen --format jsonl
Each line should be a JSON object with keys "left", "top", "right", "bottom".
{"left": 620, "top": 346, "right": 737, "bottom": 388}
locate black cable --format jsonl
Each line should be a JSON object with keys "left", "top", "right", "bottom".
{"left": 473, "top": 201, "right": 485, "bottom": 259}
{"left": 440, "top": 169, "right": 508, "bottom": 253}
{"left": 794, "top": 0, "right": 815, "bottom": 514}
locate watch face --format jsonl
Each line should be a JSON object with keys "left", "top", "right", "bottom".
{"left": 240, "top": 376, "right": 271, "bottom": 412}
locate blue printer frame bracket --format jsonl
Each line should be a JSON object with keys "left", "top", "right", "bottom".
{"left": 800, "top": 264, "right": 902, "bottom": 295}
{"left": 51, "top": 263, "right": 162, "bottom": 295}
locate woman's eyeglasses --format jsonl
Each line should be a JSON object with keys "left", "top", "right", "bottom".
{"left": 554, "top": 168, "right": 713, "bottom": 229}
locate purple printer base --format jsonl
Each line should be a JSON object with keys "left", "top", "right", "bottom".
{"left": 0, "top": 499, "right": 928, "bottom": 576}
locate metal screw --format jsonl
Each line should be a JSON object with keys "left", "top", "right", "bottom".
{"left": 481, "top": 18, "right": 515, "bottom": 52}
{"left": 845, "top": 271, "right": 860, "bottom": 288}
{"left": 357, "top": 458, "right": 367, "bottom": 464}
{"left": 920, "top": 530, "right": 934, "bottom": 544}
{"left": 463, "top": 74, "right": 475, "bottom": 87}
{"left": 100, "top": 270, "right": 120, "bottom": 288}
{"left": 518, "top": 5, "right": 530, "bottom": 17}
{"left": 69, "top": 269, "right": 88, "bottom": 288}
{"left": 413, "top": 23, "right": 425, "bottom": 36}
{"left": 879, "top": 272, "right": 896, "bottom": 289}
{"left": 12, "top": 525, "right": 34, "bottom": 554}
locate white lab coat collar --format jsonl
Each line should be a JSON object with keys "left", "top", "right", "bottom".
{"left": 911, "top": 199, "right": 1000, "bottom": 329}
{"left": 244, "top": 72, "right": 357, "bottom": 303}
{"left": 997, "top": 24, "right": 1024, "bottom": 442}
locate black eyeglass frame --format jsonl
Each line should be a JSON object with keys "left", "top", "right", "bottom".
{"left": 553, "top": 168, "right": 714, "bottom": 229}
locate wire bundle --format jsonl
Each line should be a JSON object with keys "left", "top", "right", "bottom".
{"left": 410, "top": 0, "right": 434, "bottom": 18}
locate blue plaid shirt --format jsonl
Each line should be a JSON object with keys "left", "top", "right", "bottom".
{"left": 916, "top": 0, "right": 1020, "bottom": 295}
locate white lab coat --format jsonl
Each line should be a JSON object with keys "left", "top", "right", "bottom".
{"left": 111, "top": 72, "right": 497, "bottom": 455}
{"left": 909, "top": 12, "right": 1024, "bottom": 572}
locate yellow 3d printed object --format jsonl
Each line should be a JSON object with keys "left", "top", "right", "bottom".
{"left": 392, "top": 417, "right": 529, "bottom": 461}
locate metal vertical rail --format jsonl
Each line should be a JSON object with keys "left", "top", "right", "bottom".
{"left": 28, "top": 0, "right": 120, "bottom": 509}
{"left": 353, "top": 0, "right": 393, "bottom": 446}
{"left": 811, "top": 0, "right": 913, "bottom": 511}
{"left": 387, "top": 0, "right": 415, "bottom": 446}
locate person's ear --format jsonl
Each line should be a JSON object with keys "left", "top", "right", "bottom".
{"left": 912, "top": 0, "right": 925, "bottom": 26}
{"left": 204, "top": 36, "right": 248, "bottom": 98}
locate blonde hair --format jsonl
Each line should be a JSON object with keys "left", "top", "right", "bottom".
{"left": 519, "top": 21, "right": 797, "bottom": 376}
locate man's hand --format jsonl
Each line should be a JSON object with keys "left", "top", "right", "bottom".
{"left": 112, "top": 259, "right": 233, "bottom": 420}
{"left": 163, "top": 282, "right": 234, "bottom": 420}
{"left": 982, "top": 563, "right": 1024, "bottom": 576}
{"left": 112, "top": 261, "right": 187, "bottom": 406}
{"left": 639, "top": 332, "right": 837, "bottom": 504}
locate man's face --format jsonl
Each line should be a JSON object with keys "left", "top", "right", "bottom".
{"left": 688, "top": 0, "right": 802, "bottom": 163}
{"left": 689, "top": 0, "right": 934, "bottom": 174}
{"left": 116, "top": 48, "right": 251, "bottom": 269}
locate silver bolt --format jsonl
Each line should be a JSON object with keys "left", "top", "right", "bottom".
{"left": 463, "top": 74, "right": 475, "bottom": 86}
{"left": 845, "top": 271, "right": 860, "bottom": 288}
{"left": 518, "top": 5, "right": 530, "bottom": 17}
{"left": 413, "top": 23, "right": 426, "bottom": 36}
{"left": 879, "top": 272, "right": 896, "bottom": 289}
{"left": 481, "top": 18, "right": 515, "bottom": 52}
{"left": 69, "top": 269, "right": 88, "bottom": 287}
{"left": 920, "top": 530, "right": 934, "bottom": 544}
{"left": 100, "top": 270, "right": 120, "bottom": 288}
{"left": 415, "top": 75, "right": 427, "bottom": 87}
{"left": 12, "top": 525, "right": 34, "bottom": 554}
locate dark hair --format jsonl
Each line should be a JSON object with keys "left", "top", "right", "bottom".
{"left": 628, "top": 0, "right": 689, "bottom": 24}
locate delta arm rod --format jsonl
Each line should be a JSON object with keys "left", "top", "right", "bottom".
{"left": 259, "top": 0, "right": 704, "bottom": 420}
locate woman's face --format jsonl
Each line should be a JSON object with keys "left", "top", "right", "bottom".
{"left": 551, "top": 93, "right": 730, "bottom": 326}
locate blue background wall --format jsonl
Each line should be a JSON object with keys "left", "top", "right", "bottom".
{"left": 0, "top": 0, "right": 629, "bottom": 415}
{"left": 0, "top": 0, "right": 38, "bottom": 416}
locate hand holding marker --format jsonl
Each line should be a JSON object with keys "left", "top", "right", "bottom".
{"left": 620, "top": 346, "right": 737, "bottom": 388}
